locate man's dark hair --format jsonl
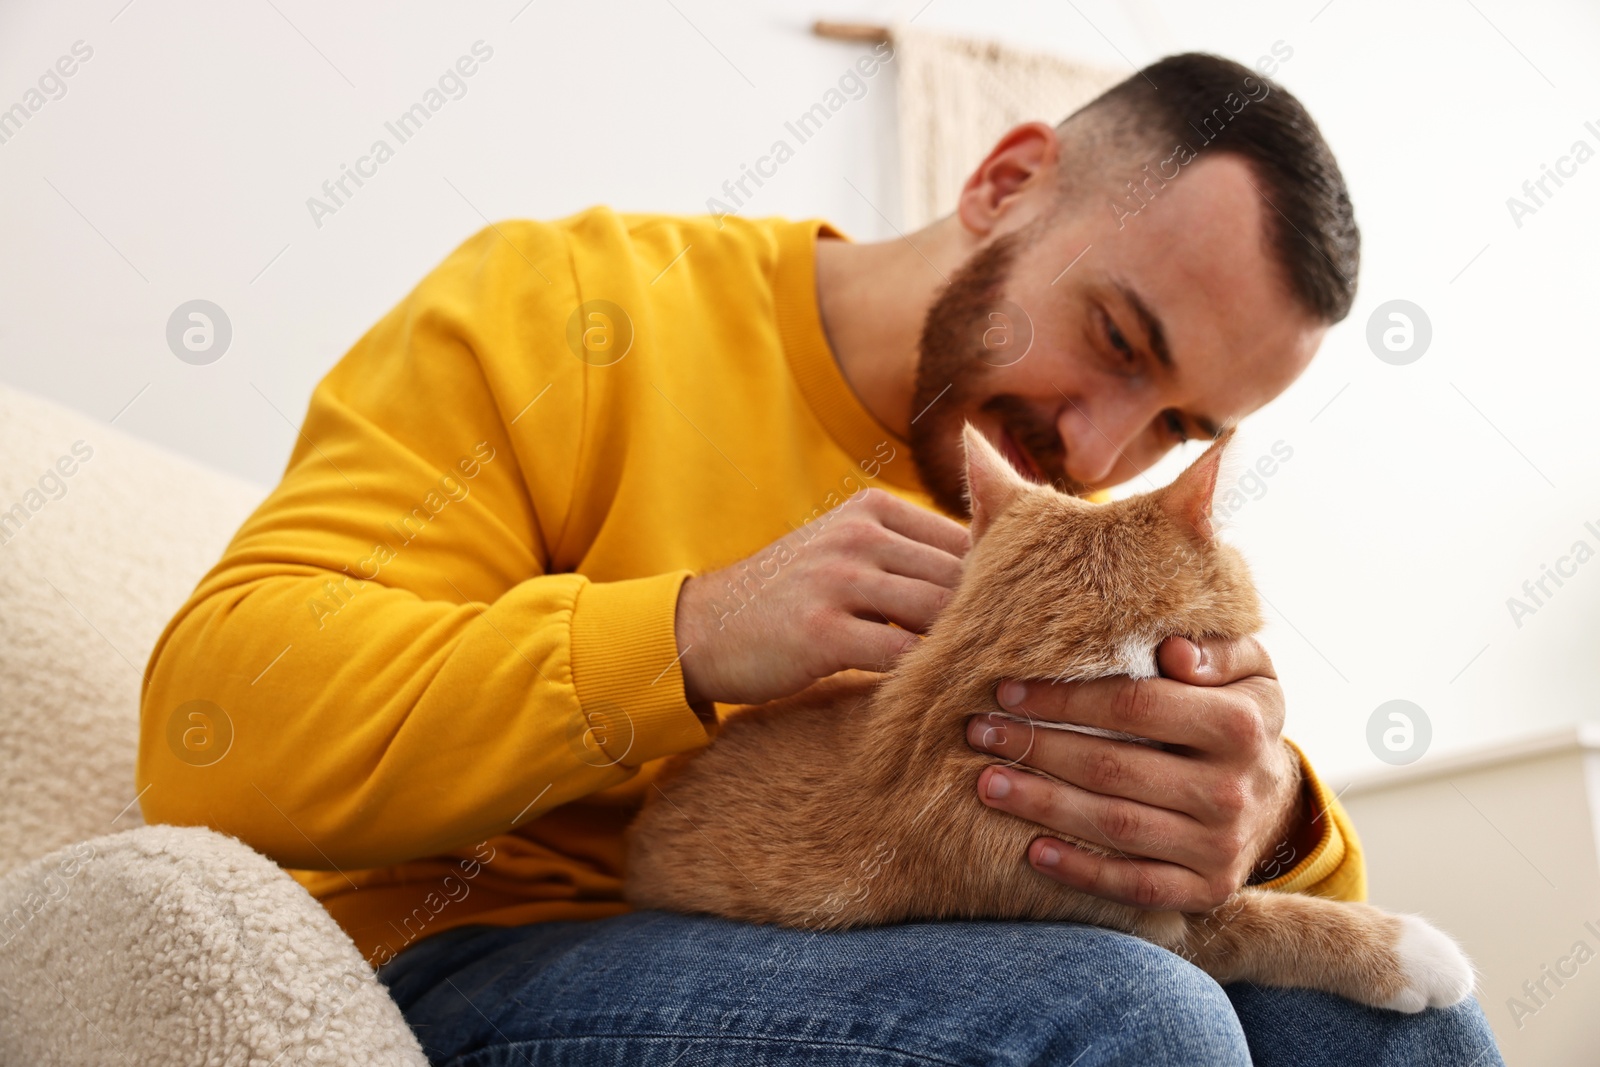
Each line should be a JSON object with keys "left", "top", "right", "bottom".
{"left": 1057, "top": 52, "right": 1359, "bottom": 323}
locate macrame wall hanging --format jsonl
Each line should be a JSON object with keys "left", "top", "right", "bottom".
{"left": 816, "top": 21, "right": 1125, "bottom": 230}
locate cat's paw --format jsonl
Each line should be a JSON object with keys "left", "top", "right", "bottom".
{"left": 1379, "top": 914, "right": 1475, "bottom": 1013}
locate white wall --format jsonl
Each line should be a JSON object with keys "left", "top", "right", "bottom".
{"left": 1343, "top": 729, "right": 1600, "bottom": 1066}
{"left": 3, "top": 0, "right": 1597, "bottom": 787}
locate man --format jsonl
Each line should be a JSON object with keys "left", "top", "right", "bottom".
{"left": 140, "top": 53, "right": 1502, "bottom": 1064}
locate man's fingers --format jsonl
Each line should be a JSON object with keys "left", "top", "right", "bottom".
{"left": 865, "top": 489, "right": 972, "bottom": 558}
{"left": 976, "top": 765, "right": 1205, "bottom": 869}
{"left": 1026, "top": 837, "right": 1222, "bottom": 912}
{"left": 1157, "top": 635, "right": 1275, "bottom": 687}
{"left": 966, "top": 714, "right": 1204, "bottom": 815}
{"left": 837, "top": 617, "right": 920, "bottom": 674}
{"left": 869, "top": 528, "right": 966, "bottom": 590}
{"left": 995, "top": 674, "right": 1227, "bottom": 751}
{"left": 844, "top": 570, "right": 951, "bottom": 634}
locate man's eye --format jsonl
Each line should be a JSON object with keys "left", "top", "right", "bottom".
{"left": 1162, "top": 411, "right": 1188, "bottom": 441}
{"left": 1104, "top": 316, "right": 1135, "bottom": 363}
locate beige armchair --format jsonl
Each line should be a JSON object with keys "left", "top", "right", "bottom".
{"left": 0, "top": 383, "right": 426, "bottom": 1065}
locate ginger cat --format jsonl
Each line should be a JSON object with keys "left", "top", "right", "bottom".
{"left": 626, "top": 424, "right": 1473, "bottom": 1013}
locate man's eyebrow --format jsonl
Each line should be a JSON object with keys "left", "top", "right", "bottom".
{"left": 1111, "top": 281, "right": 1220, "bottom": 440}
{"left": 1112, "top": 281, "right": 1172, "bottom": 371}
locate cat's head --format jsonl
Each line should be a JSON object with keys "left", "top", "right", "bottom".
{"left": 952, "top": 421, "right": 1263, "bottom": 683}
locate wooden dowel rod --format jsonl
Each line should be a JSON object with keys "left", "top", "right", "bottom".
{"left": 812, "top": 20, "right": 891, "bottom": 44}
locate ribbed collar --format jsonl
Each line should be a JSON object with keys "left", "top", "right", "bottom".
{"left": 772, "top": 219, "right": 925, "bottom": 495}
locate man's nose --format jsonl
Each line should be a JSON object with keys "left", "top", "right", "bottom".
{"left": 1056, "top": 402, "right": 1143, "bottom": 486}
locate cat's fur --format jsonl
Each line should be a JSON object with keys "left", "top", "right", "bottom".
{"left": 625, "top": 424, "right": 1473, "bottom": 1012}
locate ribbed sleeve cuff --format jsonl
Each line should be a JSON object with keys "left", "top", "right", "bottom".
{"left": 1257, "top": 737, "right": 1366, "bottom": 902}
{"left": 568, "top": 570, "right": 710, "bottom": 767}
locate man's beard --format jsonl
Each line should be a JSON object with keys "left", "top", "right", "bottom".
{"left": 908, "top": 226, "right": 1091, "bottom": 518}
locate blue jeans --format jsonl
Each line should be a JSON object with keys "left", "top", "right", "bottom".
{"left": 377, "top": 911, "right": 1504, "bottom": 1066}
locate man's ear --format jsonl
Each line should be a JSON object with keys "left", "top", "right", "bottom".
{"left": 962, "top": 422, "right": 1030, "bottom": 541}
{"left": 1158, "top": 427, "right": 1235, "bottom": 541}
{"left": 954, "top": 122, "right": 1060, "bottom": 237}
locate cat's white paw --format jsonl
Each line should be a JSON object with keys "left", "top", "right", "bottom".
{"left": 1380, "top": 914, "right": 1475, "bottom": 1013}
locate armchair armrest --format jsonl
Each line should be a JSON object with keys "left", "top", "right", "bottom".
{"left": 0, "top": 824, "right": 426, "bottom": 1065}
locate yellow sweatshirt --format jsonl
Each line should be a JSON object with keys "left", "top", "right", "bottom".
{"left": 137, "top": 208, "right": 1365, "bottom": 968}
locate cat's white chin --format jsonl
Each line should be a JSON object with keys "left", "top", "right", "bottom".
{"left": 1379, "top": 914, "right": 1476, "bottom": 1013}
{"left": 1112, "top": 634, "right": 1159, "bottom": 679}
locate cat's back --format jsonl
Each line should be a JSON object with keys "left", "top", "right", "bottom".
{"left": 660, "top": 669, "right": 882, "bottom": 794}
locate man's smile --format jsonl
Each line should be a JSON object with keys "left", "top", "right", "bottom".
{"left": 997, "top": 424, "right": 1047, "bottom": 485}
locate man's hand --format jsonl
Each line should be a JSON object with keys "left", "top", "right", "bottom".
{"left": 677, "top": 488, "right": 970, "bottom": 707}
{"left": 966, "top": 635, "right": 1314, "bottom": 913}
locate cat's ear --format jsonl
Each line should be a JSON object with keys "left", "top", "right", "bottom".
{"left": 962, "top": 422, "right": 1029, "bottom": 540}
{"left": 1159, "top": 426, "right": 1235, "bottom": 541}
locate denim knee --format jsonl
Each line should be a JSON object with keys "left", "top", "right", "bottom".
{"left": 1027, "top": 933, "right": 1250, "bottom": 1067}
{"left": 1224, "top": 982, "right": 1506, "bottom": 1067}
{"left": 1418, "top": 998, "right": 1503, "bottom": 1064}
